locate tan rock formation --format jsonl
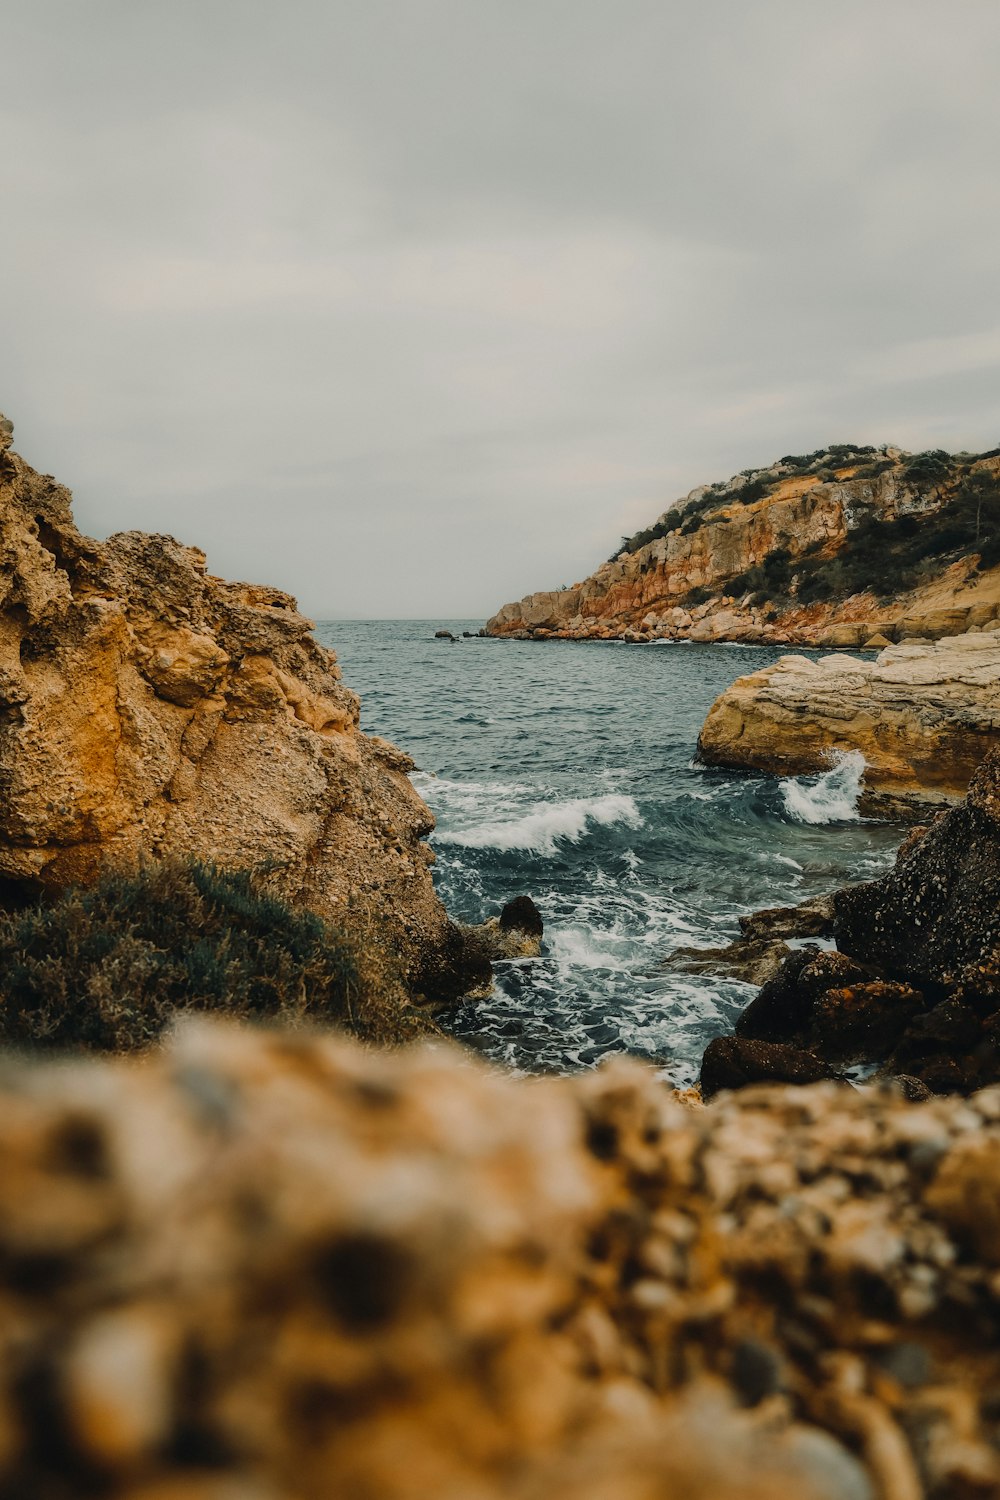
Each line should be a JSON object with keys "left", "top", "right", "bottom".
{"left": 486, "top": 445, "right": 1000, "bottom": 645}
{"left": 0, "top": 417, "right": 475, "bottom": 1001}
{"left": 5, "top": 1016, "right": 1000, "bottom": 1496}
{"left": 697, "top": 633, "right": 1000, "bottom": 810}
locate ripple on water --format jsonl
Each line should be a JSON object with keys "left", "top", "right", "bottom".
{"left": 319, "top": 622, "right": 905, "bottom": 1086}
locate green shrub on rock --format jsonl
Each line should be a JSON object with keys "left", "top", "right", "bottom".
{"left": 0, "top": 861, "right": 420, "bottom": 1053}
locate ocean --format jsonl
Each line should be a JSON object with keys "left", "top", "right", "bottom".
{"left": 317, "top": 621, "right": 905, "bottom": 1086}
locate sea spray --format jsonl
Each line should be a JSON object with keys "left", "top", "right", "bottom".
{"left": 439, "top": 792, "right": 643, "bottom": 855}
{"left": 779, "top": 751, "right": 866, "bottom": 825}
{"left": 322, "top": 621, "right": 903, "bottom": 1083}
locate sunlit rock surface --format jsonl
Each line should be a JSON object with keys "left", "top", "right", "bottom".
{"left": 0, "top": 415, "right": 479, "bottom": 1004}
{"left": 698, "top": 635, "right": 1000, "bottom": 811}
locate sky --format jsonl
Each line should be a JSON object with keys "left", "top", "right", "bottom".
{"left": 3, "top": 1, "right": 1000, "bottom": 618}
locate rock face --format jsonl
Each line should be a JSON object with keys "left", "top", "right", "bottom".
{"left": 7, "top": 1016, "right": 1000, "bottom": 1497}
{"left": 486, "top": 444, "right": 1000, "bottom": 644}
{"left": 0, "top": 418, "right": 478, "bottom": 1002}
{"left": 704, "top": 750, "right": 1000, "bottom": 1097}
{"left": 697, "top": 635, "right": 1000, "bottom": 812}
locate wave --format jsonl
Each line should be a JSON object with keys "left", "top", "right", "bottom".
{"left": 438, "top": 792, "right": 644, "bottom": 855}
{"left": 779, "top": 751, "right": 865, "bottom": 825}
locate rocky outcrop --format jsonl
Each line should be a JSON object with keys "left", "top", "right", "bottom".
{"left": 487, "top": 444, "right": 1000, "bottom": 644}
{"left": 697, "top": 634, "right": 1000, "bottom": 812}
{"left": 7, "top": 1016, "right": 1000, "bottom": 1497}
{"left": 0, "top": 417, "right": 480, "bottom": 1003}
{"left": 703, "top": 750, "right": 1000, "bottom": 1097}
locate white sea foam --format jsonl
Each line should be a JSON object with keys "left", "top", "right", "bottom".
{"left": 779, "top": 751, "right": 865, "bottom": 825}
{"left": 439, "top": 792, "right": 644, "bottom": 855}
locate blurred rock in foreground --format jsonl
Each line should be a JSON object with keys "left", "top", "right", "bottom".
{"left": 2, "top": 1021, "right": 1000, "bottom": 1497}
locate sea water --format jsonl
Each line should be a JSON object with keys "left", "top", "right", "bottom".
{"left": 317, "top": 622, "right": 904, "bottom": 1085}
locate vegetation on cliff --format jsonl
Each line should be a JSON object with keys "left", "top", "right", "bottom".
{"left": 0, "top": 860, "right": 426, "bottom": 1052}
{"left": 490, "top": 440, "right": 1000, "bottom": 644}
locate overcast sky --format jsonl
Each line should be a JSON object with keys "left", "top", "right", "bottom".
{"left": 4, "top": 1, "right": 1000, "bottom": 618}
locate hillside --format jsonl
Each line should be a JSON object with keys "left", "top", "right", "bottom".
{"left": 486, "top": 443, "right": 1000, "bottom": 644}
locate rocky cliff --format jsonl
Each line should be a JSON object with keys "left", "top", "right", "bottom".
{"left": 697, "top": 634, "right": 1000, "bottom": 812}
{"left": 487, "top": 444, "right": 1000, "bottom": 644}
{"left": 5, "top": 1015, "right": 1000, "bottom": 1498}
{"left": 0, "top": 416, "right": 480, "bottom": 1004}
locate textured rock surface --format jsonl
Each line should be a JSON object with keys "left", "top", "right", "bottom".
{"left": 0, "top": 418, "right": 476, "bottom": 1003}
{"left": 835, "top": 749, "right": 1000, "bottom": 996}
{"left": 8, "top": 1018, "right": 1000, "bottom": 1497}
{"left": 708, "top": 752, "right": 1000, "bottom": 1097}
{"left": 697, "top": 635, "right": 1000, "bottom": 811}
{"left": 486, "top": 447, "right": 1000, "bottom": 644}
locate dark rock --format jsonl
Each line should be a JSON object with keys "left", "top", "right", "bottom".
{"left": 434, "top": 630, "right": 455, "bottom": 640}
{"left": 700, "top": 1036, "right": 837, "bottom": 1098}
{"left": 730, "top": 1338, "right": 784, "bottom": 1405}
{"left": 499, "top": 895, "right": 544, "bottom": 940}
{"left": 735, "top": 950, "right": 868, "bottom": 1044}
{"left": 890, "top": 997, "right": 981, "bottom": 1060}
{"left": 810, "top": 981, "right": 924, "bottom": 1063}
{"left": 871, "top": 1342, "right": 932, "bottom": 1390}
{"left": 834, "top": 749, "right": 1000, "bottom": 990}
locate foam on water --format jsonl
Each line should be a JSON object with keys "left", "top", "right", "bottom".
{"left": 779, "top": 751, "right": 866, "bottom": 825}
{"left": 439, "top": 792, "right": 643, "bottom": 855}
{"left": 319, "top": 622, "right": 905, "bottom": 1085}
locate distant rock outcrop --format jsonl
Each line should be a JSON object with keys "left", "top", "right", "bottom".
{"left": 0, "top": 416, "right": 482, "bottom": 1004}
{"left": 697, "top": 635, "right": 1000, "bottom": 812}
{"left": 486, "top": 444, "right": 1000, "bottom": 644}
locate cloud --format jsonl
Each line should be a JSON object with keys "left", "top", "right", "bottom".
{"left": 2, "top": 0, "right": 999, "bottom": 616}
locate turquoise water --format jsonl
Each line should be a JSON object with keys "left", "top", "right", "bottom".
{"left": 317, "top": 622, "right": 904, "bottom": 1085}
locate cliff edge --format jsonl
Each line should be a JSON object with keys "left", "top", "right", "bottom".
{"left": 487, "top": 443, "right": 1000, "bottom": 644}
{"left": 0, "top": 416, "right": 479, "bottom": 1004}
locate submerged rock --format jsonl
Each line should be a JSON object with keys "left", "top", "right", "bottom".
{"left": 0, "top": 416, "right": 483, "bottom": 1008}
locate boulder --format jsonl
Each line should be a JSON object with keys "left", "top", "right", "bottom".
{"left": 698, "top": 635, "right": 1000, "bottom": 811}
{"left": 500, "top": 894, "right": 544, "bottom": 939}
{"left": 700, "top": 1035, "right": 837, "bottom": 1096}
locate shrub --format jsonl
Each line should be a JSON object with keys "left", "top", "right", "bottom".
{"left": 0, "top": 861, "right": 419, "bottom": 1054}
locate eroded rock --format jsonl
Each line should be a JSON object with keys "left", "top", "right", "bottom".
{"left": 0, "top": 418, "right": 480, "bottom": 1005}
{"left": 698, "top": 636, "right": 1000, "bottom": 811}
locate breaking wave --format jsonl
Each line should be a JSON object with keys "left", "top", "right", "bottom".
{"left": 438, "top": 793, "right": 644, "bottom": 855}
{"left": 780, "top": 751, "right": 865, "bottom": 825}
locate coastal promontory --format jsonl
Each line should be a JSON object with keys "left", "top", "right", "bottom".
{"left": 487, "top": 443, "right": 1000, "bottom": 645}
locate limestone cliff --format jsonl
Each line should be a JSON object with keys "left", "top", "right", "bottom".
{"left": 697, "top": 634, "right": 1000, "bottom": 812}
{"left": 0, "top": 416, "right": 478, "bottom": 1003}
{"left": 487, "top": 443, "right": 1000, "bottom": 644}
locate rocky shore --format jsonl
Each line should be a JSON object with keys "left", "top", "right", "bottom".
{"left": 5, "top": 1015, "right": 1000, "bottom": 1499}
{"left": 698, "top": 635, "right": 1000, "bottom": 814}
{"left": 0, "top": 416, "right": 486, "bottom": 1008}
{"left": 701, "top": 747, "right": 1000, "bottom": 1100}
{"left": 486, "top": 444, "right": 1000, "bottom": 646}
